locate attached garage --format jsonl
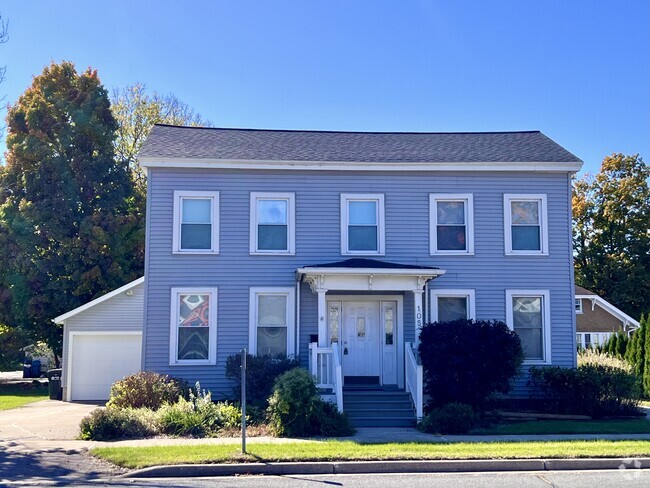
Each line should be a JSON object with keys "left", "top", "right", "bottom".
{"left": 55, "top": 278, "right": 145, "bottom": 402}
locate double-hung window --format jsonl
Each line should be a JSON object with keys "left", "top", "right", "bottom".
{"left": 506, "top": 290, "right": 551, "bottom": 364}
{"left": 430, "top": 194, "right": 474, "bottom": 254}
{"left": 250, "top": 193, "right": 295, "bottom": 254}
{"left": 504, "top": 194, "right": 548, "bottom": 255}
{"left": 249, "top": 287, "right": 296, "bottom": 356}
{"left": 430, "top": 289, "right": 476, "bottom": 323}
{"left": 169, "top": 287, "right": 218, "bottom": 365}
{"left": 173, "top": 191, "right": 219, "bottom": 253}
{"left": 341, "top": 194, "right": 385, "bottom": 255}
{"left": 575, "top": 298, "right": 583, "bottom": 314}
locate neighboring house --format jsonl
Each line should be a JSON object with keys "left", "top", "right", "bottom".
{"left": 58, "top": 126, "right": 582, "bottom": 426}
{"left": 575, "top": 285, "right": 640, "bottom": 349}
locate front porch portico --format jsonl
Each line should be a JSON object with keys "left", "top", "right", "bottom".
{"left": 297, "top": 259, "right": 444, "bottom": 420}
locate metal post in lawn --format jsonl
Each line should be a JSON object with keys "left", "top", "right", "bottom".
{"left": 241, "top": 348, "right": 247, "bottom": 454}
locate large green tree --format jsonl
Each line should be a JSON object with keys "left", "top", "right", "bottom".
{"left": 573, "top": 154, "right": 650, "bottom": 319}
{"left": 0, "top": 62, "right": 144, "bottom": 360}
{"left": 111, "top": 83, "right": 210, "bottom": 194}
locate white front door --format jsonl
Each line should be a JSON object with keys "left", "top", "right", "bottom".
{"left": 341, "top": 301, "right": 381, "bottom": 378}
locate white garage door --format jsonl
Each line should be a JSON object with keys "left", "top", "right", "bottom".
{"left": 70, "top": 333, "right": 142, "bottom": 401}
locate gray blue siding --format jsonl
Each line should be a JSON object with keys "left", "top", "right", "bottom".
{"left": 143, "top": 168, "right": 575, "bottom": 397}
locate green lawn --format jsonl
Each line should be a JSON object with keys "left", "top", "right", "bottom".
{"left": 479, "top": 419, "right": 650, "bottom": 435}
{"left": 92, "top": 440, "right": 650, "bottom": 469}
{"left": 0, "top": 383, "right": 48, "bottom": 411}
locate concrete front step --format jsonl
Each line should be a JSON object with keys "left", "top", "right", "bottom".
{"left": 343, "top": 388, "right": 416, "bottom": 427}
{"left": 351, "top": 417, "right": 416, "bottom": 427}
{"left": 346, "top": 408, "right": 415, "bottom": 419}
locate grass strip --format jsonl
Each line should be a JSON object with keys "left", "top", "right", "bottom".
{"left": 480, "top": 419, "right": 650, "bottom": 435}
{"left": 92, "top": 440, "right": 650, "bottom": 470}
{"left": 0, "top": 384, "right": 48, "bottom": 411}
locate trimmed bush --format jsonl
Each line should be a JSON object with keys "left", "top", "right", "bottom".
{"left": 225, "top": 353, "right": 300, "bottom": 406}
{"left": 79, "top": 407, "right": 159, "bottom": 440}
{"left": 418, "top": 319, "right": 524, "bottom": 409}
{"left": 528, "top": 364, "right": 641, "bottom": 418}
{"left": 107, "top": 371, "right": 188, "bottom": 410}
{"left": 418, "top": 403, "right": 476, "bottom": 435}
{"left": 267, "top": 368, "right": 354, "bottom": 437}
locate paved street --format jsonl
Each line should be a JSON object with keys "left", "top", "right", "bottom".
{"left": 2, "top": 470, "right": 650, "bottom": 487}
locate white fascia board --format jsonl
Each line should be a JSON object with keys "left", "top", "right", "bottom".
{"left": 297, "top": 267, "right": 445, "bottom": 277}
{"left": 139, "top": 157, "right": 583, "bottom": 173}
{"left": 590, "top": 296, "right": 640, "bottom": 328}
{"left": 53, "top": 277, "right": 145, "bottom": 324}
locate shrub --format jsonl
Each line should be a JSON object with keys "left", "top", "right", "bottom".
{"left": 158, "top": 382, "right": 244, "bottom": 437}
{"left": 578, "top": 348, "right": 632, "bottom": 371}
{"left": 225, "top": 353, "right": 300, "bottom": 406}
{"left": 107, "top": 371, "right": 188, "bottom": 410}
{"left": 528, "top": 364, "right": 641, "bottom": 418}
{"left": 418, "top": 403, "right": 476, "bottom": 435}
{"left": 79, "top": 407, "right": 159, "bottom": 440}
{"left": 418, "top": 319, "right": 524, "bottom": 409}
{"left": 267, "top": 368, "right": 354, "bottom": 437}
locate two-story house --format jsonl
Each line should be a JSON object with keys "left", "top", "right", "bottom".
{"left": 57, "top": 125, "right": 582, "bottom": 426}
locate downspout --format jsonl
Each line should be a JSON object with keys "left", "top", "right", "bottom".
{"left": 296, "top": 277, "right": 301, "bottom": 358}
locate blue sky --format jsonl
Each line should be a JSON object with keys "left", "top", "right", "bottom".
{"left": 2, "top": 0, "right": 648, "bottom": 175}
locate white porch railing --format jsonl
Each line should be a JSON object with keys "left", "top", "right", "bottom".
{"left": 309, "top": 342, "right": 343, "bottom": 412}
{"left": 331, "top": 342, "right": 343, "bottom": 412}
{"left": 405, "top": 342, "right": 423, "bottom": 420}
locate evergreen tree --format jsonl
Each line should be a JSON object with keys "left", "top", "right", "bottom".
{"left": 643, "top": 316, "right": 650, "bottom": 396}
{"left": 616, "top": 331, "right": 627, "bottom": 358}
{"left": 607, "top": 334, "right": 618, "bottom": 356}
{"left": 0, "top": 62, "right": 144, "bottom": 360}
{"left": 634, "top": 318, "right": 647, "bottom": 380}
{"left": 626, "top": 322, "right": 640, "bottom": 364}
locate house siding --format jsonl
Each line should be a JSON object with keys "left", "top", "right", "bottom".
{"left": 577, "top": 301, "right": 626, "bottom": 333}
{"left": 144, "top": 168, "right": 575, "bottom": 397}
{"left": 61, "top": 282, "right": 144, "bottom": 398}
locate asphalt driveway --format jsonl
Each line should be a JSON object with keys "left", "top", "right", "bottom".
{"left": 0, "top": 400, "right": 124, "bottom": 484}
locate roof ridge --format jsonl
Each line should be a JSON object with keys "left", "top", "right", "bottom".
{"left": 152, "top": 124, "right": 542, "bottom": 136}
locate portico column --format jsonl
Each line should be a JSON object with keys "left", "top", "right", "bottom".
{"left": 317, "top": 288, "right": 328, "bottom": 347}
{"left": 413, "top": 287, "right": 425, "bottom": 346}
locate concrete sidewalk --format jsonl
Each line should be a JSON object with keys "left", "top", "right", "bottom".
{"left": 2, "top": 399, "right": 650, "bottom": 481}
{"left": 3, "top": 400, "right": 650, "bottom": 451}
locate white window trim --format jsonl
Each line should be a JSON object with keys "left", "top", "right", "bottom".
{"left": 429, "top": 194, "right": 475, "bottom": 255}
{"left": 575, "top": 298, "right": 583, "bottom": 314}
{"left": 172, "top": 191, "right": 220, "bottom": 254}
{"left": 340, "top": 193, "right": 385, "bottom": 255}
{"left": 249, "top": 287, "right": 296, "bottom": 356}
{"left": 249, "top": 192, "right": 296, "bottom": 255}
{"left": 169, "top": 287, "right": 218, "bottom": 365}
{"left": 503, "top": 194, "right": 548, "bottom": 256}
{"left": 430, "top": 289, "right": 476, "bottom": 322}
{"left": 506, "top": 289, "right": 552, "bottom": 365}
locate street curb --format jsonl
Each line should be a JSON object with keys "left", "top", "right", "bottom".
{"left": 123, "top": 458, "right": 650, "bottom": 478}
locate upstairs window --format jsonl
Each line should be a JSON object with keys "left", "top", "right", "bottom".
{"left": 504, "top": 194, "right": 548, "bottom": 255}
{"left": 250, "top": 193, "right": 295, "bottom": 254}
{"left": 575, "top": 298, "right": 583, "bottom": 314}
{"left": 430, "top": 194, "right": 474, "bottom": 254}
{"left": 341, "top": 194, "right": 385, "bottom": 255}
{"left": 173, "top": 191, "right": 219, "bottom": 253}
{"left": 506, "top": 290, "right": 551, "bottom": 364}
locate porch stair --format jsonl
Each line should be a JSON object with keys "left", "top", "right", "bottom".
{"left": 342, "top": 386, "right": 417, "bottom": 428}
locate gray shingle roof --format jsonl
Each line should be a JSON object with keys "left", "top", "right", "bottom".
{"left": 302, "top": 258, "right": 438, "bottom": 270}
{"left": 138, "top": 125, "right": 581, "bottom": 163}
